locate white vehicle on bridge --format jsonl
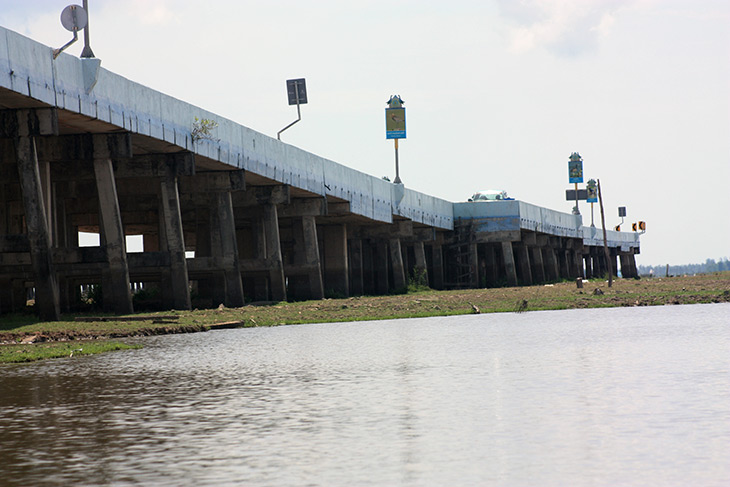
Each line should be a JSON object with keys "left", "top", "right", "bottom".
{"left": 468, "top": 189, "right": 513, "bottom": 202}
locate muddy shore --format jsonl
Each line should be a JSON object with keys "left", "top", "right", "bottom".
{"left": 2, "top": 272, "right": 729, "bottom": 345}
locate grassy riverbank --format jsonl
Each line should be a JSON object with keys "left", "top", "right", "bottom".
{"left": 2, "top": 272, "right": 729, "bottom": 363}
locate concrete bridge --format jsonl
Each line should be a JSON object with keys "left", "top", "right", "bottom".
{"left": 0, "top": 26, "right": 640, "bottom": 320}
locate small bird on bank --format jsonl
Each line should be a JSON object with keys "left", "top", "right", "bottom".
{"left": 471, "top": 304, "right": 480, "bottom": 314}
{"left": 515, "top": 299, "right": 528, "bottom": 313}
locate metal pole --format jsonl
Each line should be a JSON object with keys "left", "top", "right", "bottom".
{"left": 393, "top": 138, "right": 402, "bottom": 184}
{"left": 597, "top": 179, "right": 613, "bottom": 287}
{"left": 80, "top": 0, "right": 94, "bottom": 58}
{"left": 574, "top": 182, "right": 579, "bottom": 214}
{"left": 277, "top": 81, "right": 302, "bottom": 140}
{"left": 590, "top": 202, "right": 595, "bottom": 227}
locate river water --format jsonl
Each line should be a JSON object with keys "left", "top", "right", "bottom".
{"left": 1, "top": 303, "right": 729, "bottom": 486}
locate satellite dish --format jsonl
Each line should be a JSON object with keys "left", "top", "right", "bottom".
{"left": 60, "top": 5, "right": 88, "bottom": 32}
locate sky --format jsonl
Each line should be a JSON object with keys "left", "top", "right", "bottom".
{"left": 2, "top": 0, "right": 729, "bottom": 267}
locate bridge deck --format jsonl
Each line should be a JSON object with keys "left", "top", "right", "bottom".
{"left": 0, "top": 26, "right": 453, "bottom": 230}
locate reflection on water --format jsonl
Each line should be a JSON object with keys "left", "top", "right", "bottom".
{"left": 1, "top": 303, "right": 729, "bottom": 486}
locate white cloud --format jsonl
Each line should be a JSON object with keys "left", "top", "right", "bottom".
{"left": 497, "top": 0, "right": 635, "bottom": 56}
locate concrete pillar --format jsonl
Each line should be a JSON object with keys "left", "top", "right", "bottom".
{"left": 468, "top": 242, "right": 479, "bottom": 288}
{"left": 216, "top": 192, "right": 244, "bottom": 307}
{"left": 484, "top": 244, "right": 498, "bottom": 287}
{"left": 608, "top": 252, "right": 618, "bottom": 277}
{"left": 543, "top": 247, "right": 559, "bottom": 282}
{"left": 584, "top": 254, "right": 593, "bottom": 279}
{"left": 629, "top": 252, "right": 638, "bottom": 278}
{"left": 15, "top": 136, "right": 60, "bottom": 320}
{"left": 389, "top": 238, "right": 407, "bottom": 292}
{"left": 302, "top": 216, "right": 324, "bottom": 299}
{"left": 263, "top": 203, "right": 286, "bottom": 302}
{"left": 322, "top": 224, "right": 349, "bottom": 297}
{"left": 501, "top": 241, "right": 518, "bottom": 287}
{"left": 620, "top": 252, "right": 636, "bottom": 278}
{"left": 558, "top": 250, "right": 570, "bottom": 279}
{"left": 592, "top": 252, "right": 603, "bottom": 278}
{"left": 515, "top": 244, "right": 533, "bottom": 286}
{"left": 430, "top": 243, "right": 444, "bottom": 290}
{"left": 349, "top": 237, "right": 364, "bottom": 296}
{"left": 574, "top": 250, "right": 584, "bottom": 279}
{"left": 530, "top": 246, "right": 546, "bottom": 284}
{"left": 412, "top": 241, "right": 429, "bottom": 288}
{"left": 375, "top": 241, "right": 389, "bottom": 295}
{"left": 159, "top": 169, "right": 191, "bottom": 310}
{"left": 93, "top": 154, "right": 133, "bottom": 315}
{"left": 39, "top": 160, "right": 53, "bottom": 246}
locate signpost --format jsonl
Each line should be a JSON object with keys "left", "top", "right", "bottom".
{"left": 586, "top": 179, "right": 597, "bottom": 227}
{"left": 277, "top": 78, "right": 307, "bottom": 140}
{"left": 386, "top": 95, "right": 406, "bottom": 184}
{"left": 568, "top": 152, "right": 583, "bottom": 214}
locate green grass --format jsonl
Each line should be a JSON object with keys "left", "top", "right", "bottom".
{"left": 0, "top": 341, "right": 141, "bottom": 364}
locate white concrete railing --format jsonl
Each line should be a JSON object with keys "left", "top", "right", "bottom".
{"left": 453, "top": 201, "right": 640, "bottom": 249}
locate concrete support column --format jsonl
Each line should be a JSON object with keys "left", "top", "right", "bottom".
{"left": 389, "top": 238, "right": 407, "bottom": 292}
{"left": 628, "top": 252, "right": 639, "bottom": 279}
{"left": 349, "top": 237, "right": 364, "bottom": 296}
{"left": 516, "top": 244, "right": 533, "bottom": 286}
{"left": 543, "top": 248, "right": 559, "bottom": 282}
{"left": 263, "top": 203, "right": 286, "bottom": 302}
{"left": 558, "top": 250, "right": 570, "bottom": 279}
{"left": 302, "top": 216, "right": 324, "bottom": 299}
{"left": 322, "top": 224, "right": 349, "bottom": 297}
{"left": 620, "top": 252, "right": 636, "bottom": 278}
{"left": 531, "top": 246, "right": 546, "bottom": 284}
{"left": 375, "top": 241, "right": 389, "bottom": 294}
{"left": 468, "top": 242, "right": 479, "bottom": 288}
{"left": 93, "top": 154, "right": 133, "bottom": 315}
{"left": 584, "top": 254, "right": 593, "bottom": 279}
{"left": 216, "top": 192, "right": 244, "bottom": 307}
{"left": 592, "top": 252, "right": 603, "bottom": 277}
{"left": 501, "top": 241, "right": 518, "bottom": 287}
{"left": 485, "top": 244, "right": 498, "bottom": 287}
{"left": 159, "top": 169, "right": 191, "bottom": 310}
{"left": 608, "top": 252, "right": 618, "bottom": 277}
{"left": 14, "top": 135, "right": 60, "bottom": 320}
{"left": 39, "top": 160, "right": 53, "bottom": 246}
{"left": 412, "top": 241, "right": 429, "bottom": 287}
{"left": 430, "top": 243, "right": 444, "bottom": 290}
{"left": 574, "top": 250, "right": 584, "bottom": 279}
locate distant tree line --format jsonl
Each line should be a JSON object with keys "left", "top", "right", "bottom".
{"left": 638, "top": 258, "right": 730, "bottom": 277}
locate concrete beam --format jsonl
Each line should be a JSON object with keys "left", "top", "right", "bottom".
{"left": 180, "top": 170, "right": 245, "bottom": 193}
{"left": 232, "top": 185, "right": 290, "bottom": 207}
{"left": 359, "top": 220, "right": 413, "bottom": 240}
{"left": 0, "top": 109, "right": 58, "bottom": 138}
{"left": 473, "top": 230, "right": 521, "bottom": 244}
{"left": 278, "top": 197, "right": 326, "bottom": 218}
